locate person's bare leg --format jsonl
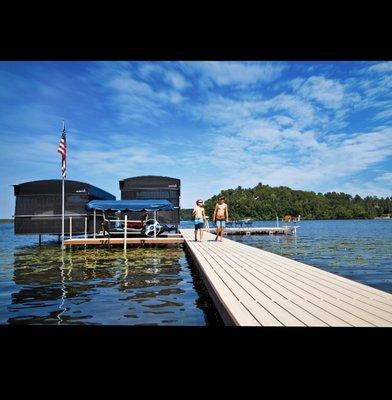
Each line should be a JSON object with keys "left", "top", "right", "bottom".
{"left": 220, "top": 227, "right": 224, "bottom": 241}
{"left": 215, "top": 225, "right": 219, "bottom": 240}
{"left": 200, "top": 228, "right": 203, "bottom": 242}
{"left": 195, "top": 228, "right": 198, "bottom": 241}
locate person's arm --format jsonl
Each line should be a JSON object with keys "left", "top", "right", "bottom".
{"left": 213, "top": 205, "right": 217, "bottom": 221}
{"left": 192, "top": 207, "right": 196, "bottom": 217}
{"left": 202, "top": 208, "right": 206, "bottom": 220}
{"left": 225, "top": 205, "right": 229, "bottom": 222}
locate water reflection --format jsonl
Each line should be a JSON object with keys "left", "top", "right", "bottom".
{"left": 7, "top": 243, "right": 211, "bottom": 325}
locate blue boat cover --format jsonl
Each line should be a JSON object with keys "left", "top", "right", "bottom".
{"left": 86, "top": 199, "right": 175, "bottom": 212}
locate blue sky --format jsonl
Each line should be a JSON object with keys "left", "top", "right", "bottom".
{"left": 0, "top": 61, "right": 391, "bottom": 218}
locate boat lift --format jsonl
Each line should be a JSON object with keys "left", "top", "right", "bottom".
{"left": 85, "top": 199, "right": 176, "bottom": 247}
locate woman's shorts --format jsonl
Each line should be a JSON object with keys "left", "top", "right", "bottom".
{"left": 215, "top": 220, "right": 226, "bottom": 228}
{"left": 194, "top": 218, "right": 204, "bottom": 229}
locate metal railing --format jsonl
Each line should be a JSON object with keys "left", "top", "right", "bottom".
{"left": 18, "top": 211, "right": 167, "bottom": 250}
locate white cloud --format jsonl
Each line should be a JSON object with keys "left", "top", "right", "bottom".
{"left": 180, "top": 103, "right": 392, "bottom": 198}
{"left": 297, "top": 76, "right": 345, "bottom": 109}
{"left": 331, "top": 182, "right": 392, "bottom": 199}
{"left": 191, "top": 92, "right": 323, "bottom": 131}
{"left": 273, "top": 115, "right": 295, "bottom": 127}
{"left": 238, "top": 119, "right": 282, "bottom": 147}
{"left": 182, "top": 61, "right": 286, "bottom": 87}
{"left": 266, "top": 94, "right": 322, "bottom": 128}
{"left": 164, "top": 71, "right": 191, "bottom": 90}
{"left": 345, "top": 63, "right": 392, "bottom": 109}
{"left": 375, "top": 172, "right": 392, "bottom": 184}
{"left": 138, "top": 62, "right": 191, "bottom": 91}
{"left": 365, "top": 62, "right": 392, "bottom": 74}
{"left": 89, "top": 63, "right": 187, "bottom": 125}
{"left": 373, "top": 105, "right": 392, "bottom": 121}
{"left": 2, "top": 129, "right": 177, "bottom": 190}
{"left": 2, "top": 61, "right": 391, "bottom": 214}
{"left": 110, "top": 75, "right": 152, "bottom": 95}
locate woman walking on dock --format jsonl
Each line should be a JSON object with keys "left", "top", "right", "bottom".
{"left": 213, "top": 196, "right": 228, "bottom": 242}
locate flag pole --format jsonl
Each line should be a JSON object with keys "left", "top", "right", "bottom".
{"left": 60, "top": 120, "right": 66, "bottom": 250}
{"left": 61, "top": 174, "right": 65, "bottom": 250}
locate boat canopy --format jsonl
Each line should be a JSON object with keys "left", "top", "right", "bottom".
{"left": 86, "top": 199, "right": 175, "bottom": 212}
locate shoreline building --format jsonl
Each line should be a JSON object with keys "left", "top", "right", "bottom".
{"left": 119, "top": 175, "right": 180, "bottom": 229}
{"left": 13, "top": 179, "right": 115, "bottom": 235}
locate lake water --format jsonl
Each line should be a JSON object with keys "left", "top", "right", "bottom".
{"left": 0, "top": 222, "right": 219, "bottom": 325}
{"left": 1, "top": 220, "right": 391, "bottom": 325}
{"left": 184, "top": 219, "right": 392, "bottom": 293}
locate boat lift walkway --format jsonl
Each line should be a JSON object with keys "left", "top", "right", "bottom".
{"left": 180, "top": 229, "right": 392, "bottom": 327}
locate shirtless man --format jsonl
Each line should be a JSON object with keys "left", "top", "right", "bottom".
{"left": 213, "top": 196, "right": 228, "bottom": 242}
{"left": 192, "top": 199, "right": 206, "bottom": 242}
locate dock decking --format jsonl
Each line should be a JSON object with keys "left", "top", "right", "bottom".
{"left": 64, "top": 234, "right": 184, "bottom": 247}
{"left": 180, "top": 229, "right": 392, "bottom": 327}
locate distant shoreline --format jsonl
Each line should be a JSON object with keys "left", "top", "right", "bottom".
{"left": 1, "top": 217, "right": 390, "bottom": 224}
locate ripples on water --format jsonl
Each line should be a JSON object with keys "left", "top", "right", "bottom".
{"left": 1, "top": 220, "right": 391, "bottom": 325}
{"left": 0, "top": 223, "right": 219, "bottom": 325}
{"left": 210, "top": 220, "right": 392, "bottom": 294}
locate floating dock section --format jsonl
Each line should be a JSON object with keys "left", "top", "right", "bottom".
{"left": 64, "top": 234, "right": 184, "bottom": 247}
{"left": 180, "top": 229, "right": 392, "bottom": 327}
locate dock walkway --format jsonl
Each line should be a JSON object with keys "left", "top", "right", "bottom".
{"left": 64, "top": 234, "right": 183, "bottom": 247}
{"left": 180, "top": 229, "right": 392, "bottom": 326}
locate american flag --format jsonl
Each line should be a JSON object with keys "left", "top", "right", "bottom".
{"left": 57, "top": 122, "right": 67, "bottom": 178}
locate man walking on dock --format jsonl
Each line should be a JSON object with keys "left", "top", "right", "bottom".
{"left": 213, "top": 196, "right": 229, "bottom": 242}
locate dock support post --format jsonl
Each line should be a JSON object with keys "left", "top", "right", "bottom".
{"left": 93, "top": 210, "right": 96, "bottom": 239}
{"left": 39, "top": 234, "right": 42, "bottom": 246}
{"left": 70, "top": 217, "right": 72, "bottom": 239}
{"left": 84, "top": 217, "right": 87, "bottom": 248}
{"left": 154, "top": 211, "right": 157, "bottom": 238}
{"left": 124, "top": 214, "right": 127, "bottom": 252}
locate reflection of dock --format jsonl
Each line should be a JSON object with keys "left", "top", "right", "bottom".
{"left": 180, "top": 229, "right": 392, "bottom": 327}
{"left": 208, "top": 227, "right": 297, "bottom": 235}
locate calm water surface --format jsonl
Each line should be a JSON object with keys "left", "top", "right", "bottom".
{"left": 0, "top": 222, "right": 218, "bottom": 325}
{"left": 1, "top": 220, "right": 391, "bottom": 325}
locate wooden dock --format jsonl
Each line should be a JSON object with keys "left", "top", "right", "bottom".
{"left": 64, "top": 234, "right": 184, "bottom": 247}
{"left": 180, "top": 229, "right": 392, "bottom": 326}
{"left": 207, "top": 226, "right": 296, "bottom": 235}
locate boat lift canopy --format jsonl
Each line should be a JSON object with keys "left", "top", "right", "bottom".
{"left": 86, "top": 199, "right": 175, "bottom": 240}
{"left": 86, "top": 199, "right": 175, "bottom": 212}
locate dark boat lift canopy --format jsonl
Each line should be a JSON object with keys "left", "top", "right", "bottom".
{"left": 86, "top": 199, "right": 175, "bottom": 212}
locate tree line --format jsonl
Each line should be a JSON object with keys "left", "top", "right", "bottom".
{"left": 180, "top": 183, "right": 392, "bottom": 220}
